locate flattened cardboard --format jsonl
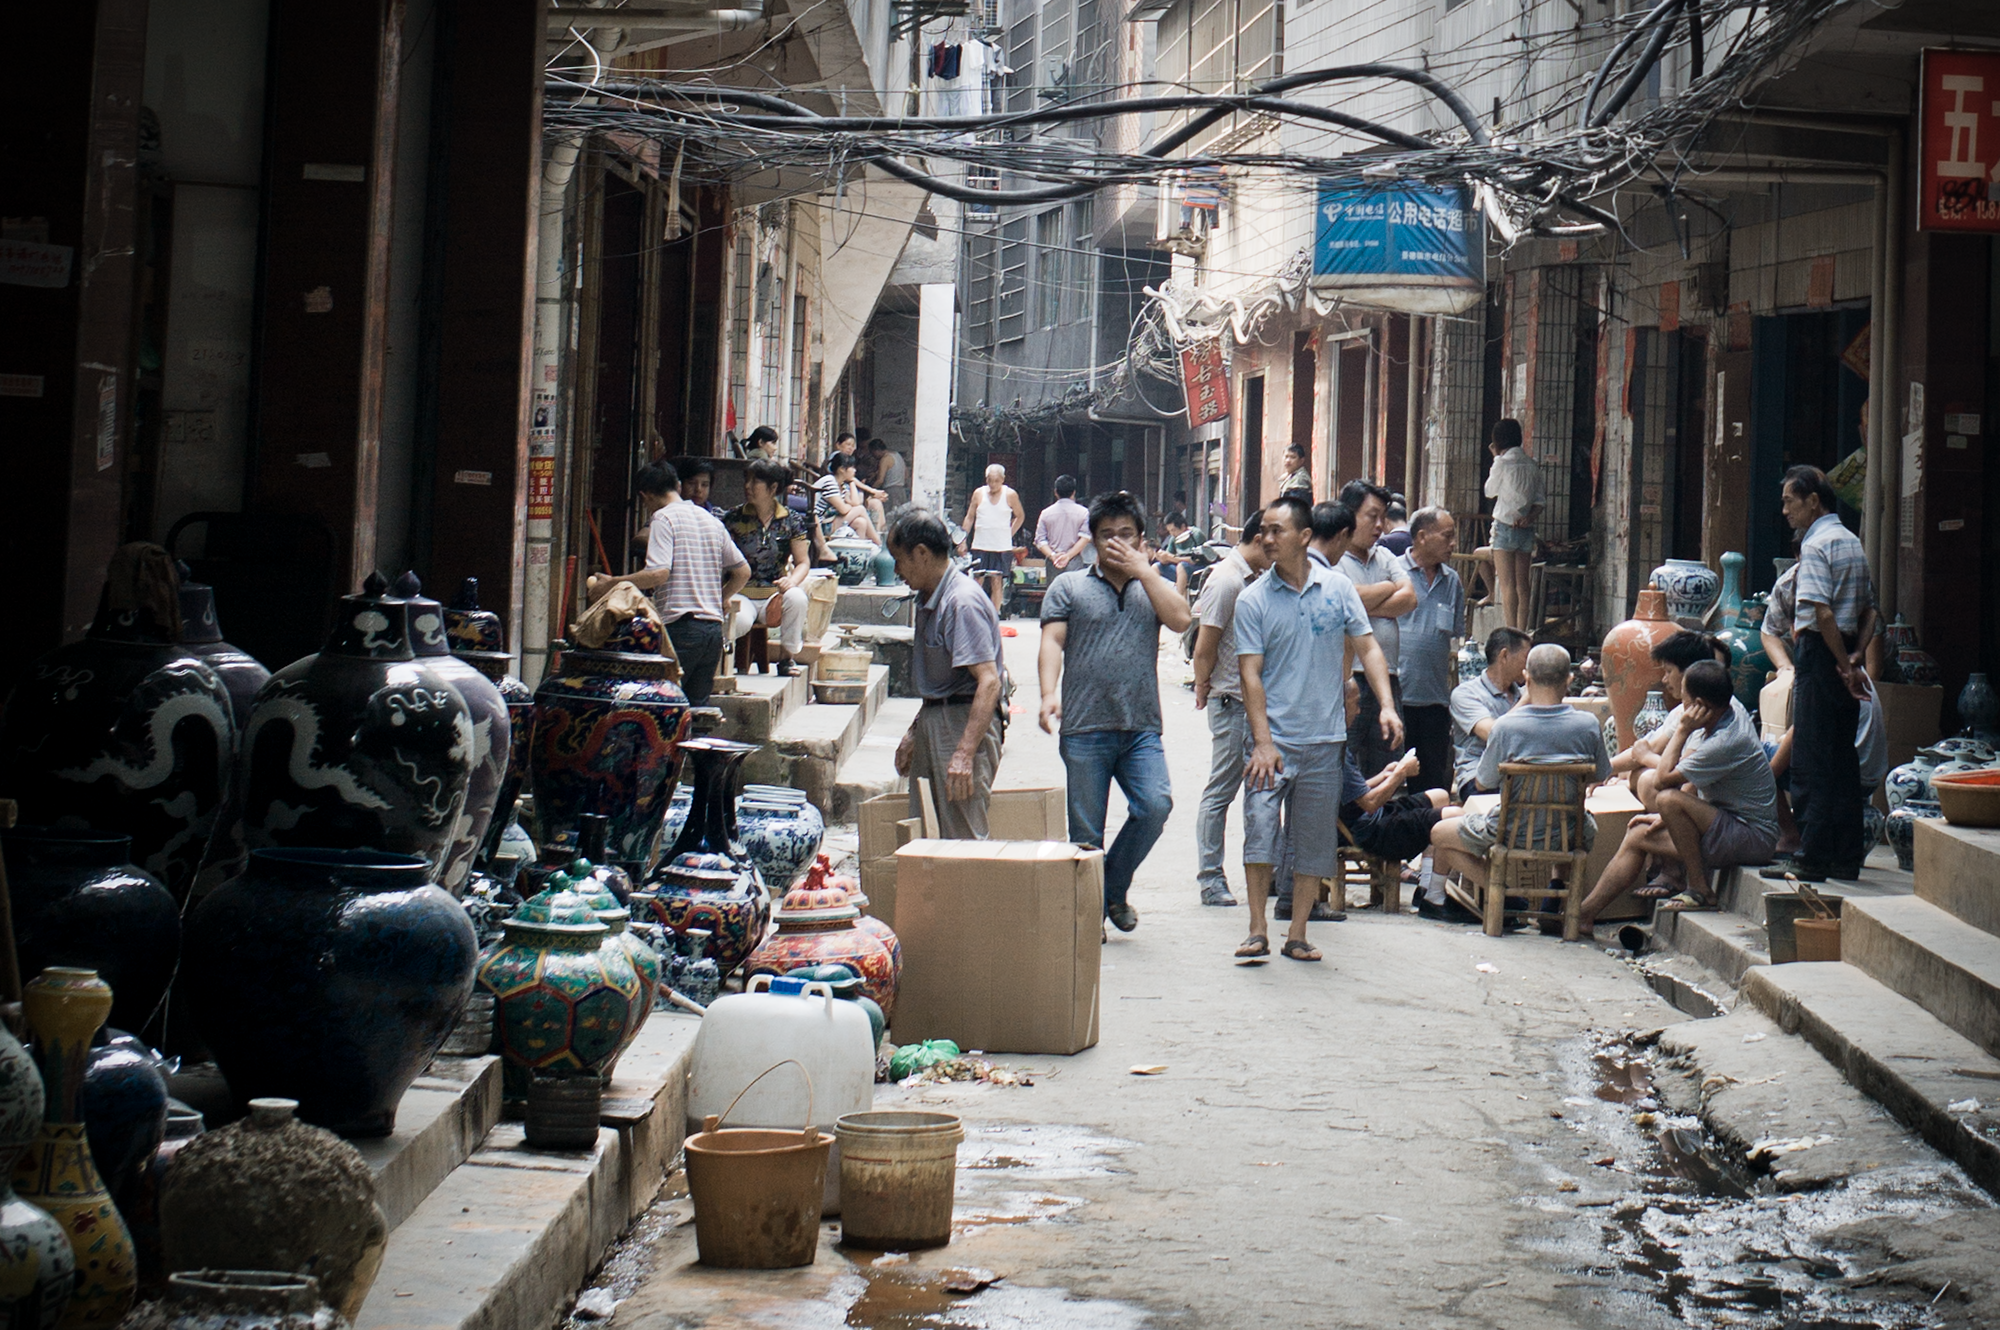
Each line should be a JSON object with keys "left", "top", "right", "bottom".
{"left": 858, "top": 794, "right": 909, "bottom": 862}
{"left": 890, "top": 839, "right": 1102, "bottom": 1055}
{"left": 859, "top": 821, "right": 920, "bottom": 924}
{"left": 986, "top": 787, "right": 1065, "bottom": 841}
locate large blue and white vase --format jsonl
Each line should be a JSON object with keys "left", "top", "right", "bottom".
{"left": 735, "top": 794, "right": 825, "bottom": 894}
{"left": 828, "top": 535, "right": 879, "bottom": 587}
{"left": 1860, "top": 802, "right": 1886, "bottom": 855}
{"left": 1885, "top": 801, "right": 1940, "bottom": 872}
{"left": 183, "top": 848, "right": 478, "bottom": 1136}
{"left": 530, "top": 620, "right": 692, "bottom": 873}
{"left": 1650, "top": 558, "right": 1721, "bottom": 624}
{"left": 0, "top": 1006, "right": 74, "bottom": 1330}
{"left": 1456, "top": 636, "right": 1487, "bottom": 687}
{"left": 445, "top": 578, "right": 537, "bottom": 868}
{"left": 1887, "top": 750, "right": 1943, "bottom": 810}
{"left": 1632, "top": 688, "right": 1672, "bottom": 744}
{"left": 397, "top": 573, "right": 509, "bottom": 896}
{"left": 0, "top": 545, "right": 235, "bottom": 904}
{"left": 643, "top": 738, "right": 770, "bottom": 977}
{"left": 234, "top": 573, "right": 475, "bottom": 882}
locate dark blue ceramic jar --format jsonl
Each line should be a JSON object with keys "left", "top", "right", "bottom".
{"left": 81, "top": 1033, "right": 170, "bottom": 1216}
{"left": 1, "top": 827, "right": 182, "bottom": 1034}
{"left": 182, "top": 848, "right": 478, "bottom": 1137}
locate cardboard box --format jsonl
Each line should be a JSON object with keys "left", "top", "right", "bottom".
{"left": 891, "top": 839, "right": 1102, "bottom": 1055}
{"left": 859, "top": 817, "right": 923, "bottom": 924}
{"left": 859, "top": 787, "right": 1064, "bottom": 851}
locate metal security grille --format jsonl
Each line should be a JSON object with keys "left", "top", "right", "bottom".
{"left": 787, "top": 292, "right": 809, "bottom": 448}
{"left": 1528, "top": 264, "right": 1583, "bottom": 541}
{"left": 727, "top": 230, "right": 751, "bottom": 434}
{"left": 1427, "top": 311, "right": 1486, "bottom": 519}
{"left": 997, "top": 215, "right": 1027, "bottom": 343}
{"left": 1626, "top": 327, "right": 1672, "bottom": 605}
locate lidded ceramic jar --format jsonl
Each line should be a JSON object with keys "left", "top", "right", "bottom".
{"left": 644, "top": 739, "right": 770, "bottom": 976}
{"left": 476, "top": 889, "right": 642, "bottom": 1105}
{"left": 1649, "top": 558, "right": 1720, "bottom": 623}
{"left": 734, "top": 792, "right": 826, "bottom": 895}
{"left": 744, "top": 859, "right": 896, "bottom": 1018}
{"left": 544, "top": 862, "right": 659, "bottom": 1049}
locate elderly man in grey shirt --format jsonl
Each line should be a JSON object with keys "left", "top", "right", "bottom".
{"left": 1039, "top": 492, "right": 1193, "bottom": 933}
{"left": 1189, "top": 511, "right": 1271, "bottom": 908}
{"left": 1449, "top": 627, "right": 1532, "bottom": 800}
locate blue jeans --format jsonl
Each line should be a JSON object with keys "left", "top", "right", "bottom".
{"left": 1059, "top": 729, "right": 1173, "bottom": 915}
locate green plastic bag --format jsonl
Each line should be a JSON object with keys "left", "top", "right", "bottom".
{"left": 888, "top": 1039, "right": 961, "bottom": 1080}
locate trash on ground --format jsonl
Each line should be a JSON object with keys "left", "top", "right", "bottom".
{"left": 571, "top": 1289, "right": 620, "bottom": 1321}
{"left": 1129, "top": 1065, "right": 1168, "bottom": 1076}
{"left": 1475, "top": 962, "right": 1499, "bottom": 973}
{"left": 1747, "top": 1134, "right": 1836, "bottom": 1160}
{"left": 1947, "top": 1098, "right": 1981, "bottom": 1114}
{"left": 872, "top": 1252, "right": 910, "bottom": 1267}
{"left": 939, "top": 1267, "right": 1000, "bottom": 1293}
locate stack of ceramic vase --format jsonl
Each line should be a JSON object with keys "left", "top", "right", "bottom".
{"left": 643, "top": 739, "right": 771, "bottom": 977}
{"left": 744, "top": 857, "right": 897, "bottom": 1018}
{"left": 1886, "top": 738, "right": 2000, "bottom": 870}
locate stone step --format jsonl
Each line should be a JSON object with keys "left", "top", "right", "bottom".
{"left": 1740, "top": 961, "right": 2000, "bottom": 1197}
{"left": 741, "top": 665, "right": 889, "bottom": 814}
{"left": 1651, "top": 905, "right": 1769, "bottom": 987}
{"left": 1915, "top": 819, "right": 2000, "bottom": 937}
{"left": 1842, "top": 894, "right": 2000, "bottom": 1058}
{"left": 1713, "top": 851, "right": 1911, "bottom": 926}
{"left": 834, "top": 695, "right": 920, "bottom": 817}
{"left": 709, "top": 670, "right": 807, "bottom": 744}
{"left": 832, "top": 585, "right": 917, "bottom": 628}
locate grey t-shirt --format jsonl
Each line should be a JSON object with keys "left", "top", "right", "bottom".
{"left": 1677, "top": 698, "right": 1780, "bottom": 841}
{"left": 1450, "top": 673, "right": 1520, "bottom": 792}
{"left": 1477, "top": 705, "right": 1611, "bottom": 789}
{"left": 1195, "top": 549, "right": 1256, "bottom": 701}
{"left": 913, "top": 567, "right": 1004, "bottom": 700}
{"left": 1041, "top": 565, "right": 1163, "bottom": 733}
{"left": 1339, "top": 543, "right": 1408, "bottom": 675}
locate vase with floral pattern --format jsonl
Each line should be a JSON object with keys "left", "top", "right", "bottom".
{"left": 1650, "top": 558, "right": 1721, "bottom": 623}
{"left": 476, "top": 890, "right": 642, "bottom": 1106}
{"left": 744, "top": 858, "right": 897, "bottom": 1018}
{"left": 735, "top": 793, "right": 825, "bottom": 895}
{"left": 1632, "top": 689, "right": 1672, "bottom": 744}
{"left": 1887, "top": 750, "right": 1944, "bottom": 810}
{"left": 1886, "top": 801, "right": 1939, "bottom": 871}
{"left": 644, "top": 739, "right": 770, "bottom": 976}
{"left": 0, "top": 1003, "right": 73, "bottom": 1330}
{"left": 543, "top": 864, "right": 659, "bottom": 1053}
{"left": 14, "top": 968, "right": 135, "bottom": 1330}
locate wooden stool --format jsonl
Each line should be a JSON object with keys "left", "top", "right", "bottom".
{"left": 733, "top": 624, "right": 771, "bottom": 674}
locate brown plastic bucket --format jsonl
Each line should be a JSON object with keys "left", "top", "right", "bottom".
{"left": 683, "top": 1061, "right": 831, "bottom": 1269}
{"left": 1793, "top": 918, "right": 1842, "bottom": 963}
{"left": 836, "top": 1111, "right": 964, "bottom": 1250}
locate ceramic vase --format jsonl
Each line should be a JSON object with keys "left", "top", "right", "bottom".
{"left": 158, "top": 1097, "right": 387, "bottom": 1322}
{"left": 735, "top": 794, "right": 825, "bottom": 895}
{"left": 1632, "top": 689, "right": 1672, "bottom": 744}
{"left": 543, "top": 863, "right": 659, "bottom": 1053}
{"left": 445, "top": 579, "right": 537, "bottom": 868}
{"left": 1896, "top": 645, "right": 1942, "bottom": 688}
{"left": 183, "top": 848, "right": 477, "bottom": 1136}
{"left": 1600, "top": 587, "right": 1681, "bottom": 750}
{"left": 661, "top": 785, "right": 694, "bottom": 852}
{"left": 644, "top": 739, "right": 770, "bottom": 977}
{"left": 476, "top": 890, "right": 643, "bottom": 1105}
{"left": 489, "top": 813, "right": 536, "bottom": 893}
{"left": 663, "top": 930, "right": 721, "bottom": 1008}
{"left": 828, "top": 535, "right": 878, "bottom": 586}
{"left": 826, "top": 862, "right": 901, "bottom": 994}
{"left": 393, "top": 574, "right": 510, "bottom": 897}
{"left": 2, "top": 829, "right": 181, "bottom": 1036}
{"left": 0, "top": 554, "right": 235, "bottom": 904}
{"left": 1709, "top": 553, "right": 1764, "bottom": 712}
{"left": 1860, "top": 803, "right": 1887, "bottom": 854}
{"left": 1885, "top": 801, "right": 1938, "bottom": 871}
{"left": 1650, "top": 558, "right": 1721, "bottom": 623}
{"left": 179, "top": 577, "right": 275, "bottom": 901}
{"left": 236, "top": 574, "right": 475, "bottom": 882}
{"left": 14, "top": 968, "right": 135, "bottom": 1330}
{"left": 1958, "top": 672, "right": 2000, "bottom": 741}
{"left": 155, "top": 1270, "right": 341, "bottom": 1330}
{"left": 79, "top": 1035, "right": 168, "bottom": 1224}
{"left": 744, "top": 858, "right": 897, "bottom": 1019}
{"left": 1887, "top": 751, "right": 1943, "bottom": 811}
{"left": 1883, "top": 614, "right": 1918, "bottom": 653}
{"left": 530, "top": 637, "right": 693, "bottom": 872}
{"left": 0, "top": 1001, "right": 74, "bottom": 1330}
{"left": 123, "top": 1102, "right": 200, "bottom": 1296}
{"left": 1456, "top": 637, "right": 1486, "bottom": 687}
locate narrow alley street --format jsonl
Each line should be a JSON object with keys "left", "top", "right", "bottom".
{"left": 595, "top": 627, "right": 2000, "bottom": 1330}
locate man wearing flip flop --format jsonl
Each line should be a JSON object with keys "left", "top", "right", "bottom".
{"left": 1231, "top": 495, "right": 1403, "bottom": 963}
{"left": 1577, "top": 659, "right": 1779, "bottom": 929}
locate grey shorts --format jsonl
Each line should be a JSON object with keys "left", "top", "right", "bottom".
{"left": 1456, "top": 805, "right": 1598, "bottom": 854}
{"left": 1492, "top": 520, "right": 1534, "bottom": 553}
{"left": 1243, "top": 739, "right": 1345, "bottom": 878}
{"left": 1700, "top": 809, "right": 1779, "bottom": 868}
{"left": 971, "top": 549, "right": 1013, "bottom": 579}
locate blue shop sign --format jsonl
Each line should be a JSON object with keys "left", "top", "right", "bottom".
{"left": 1313, "top": 182, "right": 1482, "bottom": 281}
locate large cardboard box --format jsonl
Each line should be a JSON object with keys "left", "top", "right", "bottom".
{"left": 891, "top": 839, "right": 1102, "bottom": 1055}
{"left": 859, "top": 817, "right": 923, "bottom": 924}
{"left": 859, "top": 787, "right": 1064, "bottom": 851}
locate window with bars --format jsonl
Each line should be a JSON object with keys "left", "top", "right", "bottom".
{"left": 758, "top": 233, "right": 787, "bottom": 433}
{"left": 1426, "top": 311, "right": 1487, "bottom": 520}
{"left": 1006, "top": 13, "right": 1036, "bottom": 117}
{"left": 997, "top": 216, "right": 1027, "bottom": 343}
{"left": 966, "top": 224, "right": 997, "bottom": 351}
{"left": 727, "top": 230, "right": 752, "bottom": 434}
{"left": 1034, "top": 209, "right": 1062, "bottom": 328}
{"left": 787, "top": 292, "right": 809, "bottom": 449}
{"left": 1065, "top": 198, "right": 1094, "bottom": 320}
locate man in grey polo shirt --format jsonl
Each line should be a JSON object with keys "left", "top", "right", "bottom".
{"left": 890, "top": 510, "right": 1006, "bottom": 839}
{"left": 1449, "top": 627, "right": 1531, "bottom": 801}
{"left": 1337, "top": 480, "right": 1416, "bottom": 779}
{"left": 1396, "top": 506, "right": 1463, "bottom": 793}
{"left": 1039, "top": 492, "right": 1193, "bottom": 933}
{"left": 1190, "top": 510, "right": 1270, "bottom": 908}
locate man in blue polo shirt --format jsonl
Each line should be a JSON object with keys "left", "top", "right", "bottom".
{"left": 1232, "top": 494, "right": 1403, "bottom": 963}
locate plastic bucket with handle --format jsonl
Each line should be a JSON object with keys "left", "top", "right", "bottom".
{"left": 684, "top": 1061, "right": 831, "bottom": 1268}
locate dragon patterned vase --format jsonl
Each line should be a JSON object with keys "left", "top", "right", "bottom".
{"left": 14, "top": 968, "right": 135, "bottom": 1330}
{"left": 744, "top": 858, "right": 897, "bottom": 1019}
{"left": 530, "top": 639, "right": 691, "bottom": 872}
{"left": 0, "top": 558, "right": 234, "bottom": 904}
{"left": 1649, "top": 558, "right": 1721, "bottom": 624}
{"left": 1600, "top": 587, "right": 1681, "bottom": 751}
{"left": 734, "top": 794, "right": 825, "bottom": 895}
{"left": 644, "top": 739, "right": 769, "bottom": 977}
{"left": 446, "top": 578, "right": 537, "bottom": 867}
{"left": 0, "top": 990, "right": 74, "bottom": 1330}
{"left": 476, "top": 889, "right": 642, "bottom": 1106}
{"left": 179, "top": 577, "right": 274, "bottom": 899}
{"left": 398, "top": 573, "right": 510, "bottom": 896}
{"left": 235, "top": 573, "right": 474, "bottom": 883}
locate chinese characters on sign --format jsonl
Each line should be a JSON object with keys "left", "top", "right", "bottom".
{"left": 1920, "top": 49, "right": 2000, "bottom": 233}
{"left": 1179, "top": 342, "right": 1230, "bottom": 428}
{"left": 1312, "top": 183, "right": 1481, "bottom": 281}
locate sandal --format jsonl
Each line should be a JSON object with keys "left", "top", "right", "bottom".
{"left": 1631, "top": 883, "right": 1680, "bottom": 901}
{"left": 1656, "top": 891, "right": 1716, "bottom": 913}
{"left": 1234, "top": 935, "right": 1270, "bottom": 958}
{"left": 1280, "top": 938, "right": 1323, "bottom": 962}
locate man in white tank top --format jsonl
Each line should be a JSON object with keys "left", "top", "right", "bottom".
{"left": 960, "top": 464, "right": 1025, "bottom": 615}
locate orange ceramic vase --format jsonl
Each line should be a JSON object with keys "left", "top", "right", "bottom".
{"left": 1600, "top": 587, "right": 1680, "bottom": 752}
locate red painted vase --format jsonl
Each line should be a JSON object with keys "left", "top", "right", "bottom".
{"left": 1600, "top": 586, "right": 1680, "bottom": 752}
{"left": 824, "top": 859, "right": 901, "bottom": 994}
{"left": 744, "top": 859, "right": 897, "bottom": 1018}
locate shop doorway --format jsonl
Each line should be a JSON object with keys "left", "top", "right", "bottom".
{"left": 1747, "top": 307, "right": 1869, "bottom": 590}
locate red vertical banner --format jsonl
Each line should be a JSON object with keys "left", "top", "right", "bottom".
{"left": 1920, "top": 48, "right": 2000, "bottom": 233}
{"left": 1180, "top": 342, "right": 1230, "bottom": 428}
{"left": 526, "top": 451, "right": 555, "bottom": 521}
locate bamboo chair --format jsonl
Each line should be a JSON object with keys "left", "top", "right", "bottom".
{"left": 1334, "top": 819, "right": 1404, "bottom": 913}
{"left": 1445, "top": 761, "right": 1595, "bottom": 940}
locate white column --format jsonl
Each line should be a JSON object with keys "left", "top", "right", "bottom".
{"left": 911, "top": 282, "right": 955, "bottom": 515}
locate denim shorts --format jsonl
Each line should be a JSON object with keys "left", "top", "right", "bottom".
{"left": 1492, "top": 520, "right": 1535, "bottom": 553}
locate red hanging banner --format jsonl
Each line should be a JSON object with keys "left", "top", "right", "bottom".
{"left": 1179, "top": 342, "right": 1230, "bottom": 428}
{"left": 1919, "top": 48, "right": 2000, "bottom": 233}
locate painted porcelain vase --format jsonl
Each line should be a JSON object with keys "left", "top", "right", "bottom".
{"left": 78, "top": 1035, "right": 168, "bottom": 1224}
{"left": 542, "top": 864, "right": 659, "bottom": 1053}
{"left": 1650, "top": 558, "right": 1721, "bottom": 624}
{"left": 1456, "top": 637, "right": 1486, "bottom": 687}
{"left": 0, "top": 1006, "right": 74, "bottom": 1330}
{"left": 396, "top": 574, "right": 510, "bottom": 896}
{"left": 157, "top": 1097, "right": 387, "bottom": 1321}
{"left": 826, "top": 861, "right": 901, "bottom": 993}
{"left": 236, "top": 574, "right": 474, "bottom": 882}
{"left": 14, "top": 969, "right": 135, "bottom": 1330}
{"left": 530, "top": 631, "right": 692, "bottom": 871}
{"left": 735, "top": 793, "right": 825, "bottom": 894}
{"left": 661, "top": 785, "right": 694, "bottom": 853}
{"left": 0, "top": 552, "right": 235, "bottom": 904}
{"left": 1883, "top": 613, "right": 1918, "bottom": 653}
{"left": 183, "top": 849, "right": 478, "bottom": 1137}
{"left": 445, "top": 579, "right": 537, "bottom": 867}
{"left": 1887, "top": 750, "right": 1944, "bottom": 810}
{"left": 1885, "top": 801, "right": 1939, "bottom": 871}
{"left": 744, "top": 858, "right": 897, "bottom": 1018}
{"left": 1732, "top": 591, "right": 1775, "bottom": 711}
{"left": 1, "top": 829, "right": 181, "bottom": 1036}
{"left": 1860, "top": 802, "right": 1887, "bottom": 854}
{"left": 1599, "top": 587, "right": 1681, "bottom": 751}
{"left": 1957, "top": 672, "right": 1999, "bottom": 741}
{"left": 828, "top": 536, "right": 879, "bottom": 586}
{"left": 475, "top": 889, "right": 642, "bottom": 1105}
{"left": 644, "top": 739, "right": 770, "bottom": 977}
{"left": 1709, "top": 553, "right": 1767, "bottom": 712}
{"left": 1632, "top": 689, "right": 1672, "bottom": 744}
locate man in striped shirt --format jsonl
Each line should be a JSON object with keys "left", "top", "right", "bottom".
{"left": 1782, "top": 464, "right": 1877, "bottom": 881}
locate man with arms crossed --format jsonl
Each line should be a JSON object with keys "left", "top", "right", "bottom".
{"left": 1231, "top": 495, "right": 1403, "bottom": 962}
{"left": 890, "top": 511, "right": 1006, "bottom": 838}
{"left": 1337, "top": 480, "right": 1417, "bottom": 779}
{"left": 1189, "top": 511, "right": 1269, "bottom": 908}
{"left": 1039, "top": 493, "right": 1192, "bottom": 933}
